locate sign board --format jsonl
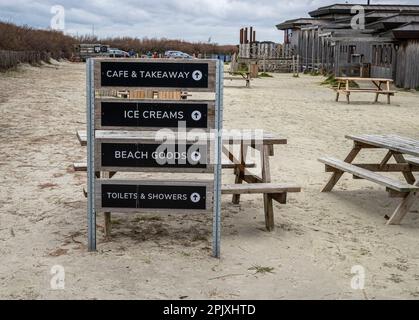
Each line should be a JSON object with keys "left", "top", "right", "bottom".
{"left": 96, "top": 141, "right": 211, "bottom": 172}
{"left": 95, "top": 59, "right": 216, "bottom": 91}
{"left": 96, "top": 180, "right": 213, "bottom": 213}
{"left": 96, "top": 100, "right": 215, "bottom": 130}
{"left": 87, "top": 58, "right": 223, "bottom": 258}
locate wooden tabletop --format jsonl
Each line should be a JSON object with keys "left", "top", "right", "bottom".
{"left": 336, "top": 77, "right": 394, "bottom": 82}
{"left": 77, "top": 130, "right": 287, "bottom": 146}
{"left": 346, "top": 134, "right": 419, "bottom": 157}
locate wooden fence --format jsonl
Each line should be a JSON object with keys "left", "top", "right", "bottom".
{"left": 0, "top": 50, "right": 51, "bottom": 71}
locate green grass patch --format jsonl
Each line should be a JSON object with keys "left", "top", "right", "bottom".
{"left": 258, "top": 72, "right": 273, "bottom": 78}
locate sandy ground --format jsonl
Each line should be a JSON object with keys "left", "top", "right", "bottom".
{"left": 0, "top": 61, "right": 419, "bottom": 300}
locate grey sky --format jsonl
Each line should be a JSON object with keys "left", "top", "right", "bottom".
{"left": 0, "top": 0, "right": 418, "bottom": 44}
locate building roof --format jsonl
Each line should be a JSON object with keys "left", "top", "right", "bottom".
{"left": 392, "top": 21, "right": 419, "bottom": 39}
{"left": 309, "top": 4, "right": 419, "bottom": 18}
{"left": 276, "top": 18, "right": 319, "bottom": 30}
{"left": 365, "top": 13, "right": 419, "bottom": 31}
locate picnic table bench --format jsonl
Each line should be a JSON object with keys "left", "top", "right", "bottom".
{"left": 319, "top": 134, "right": 419, "bottom": 225}
{"left": 224, "top": 71, "right": 251, "bottom": 88}
{"left": 335, "top": 77, "right": 395, "bottom": 104}
{"left": 75, "top": 130, "right": 301, "bottom": 233}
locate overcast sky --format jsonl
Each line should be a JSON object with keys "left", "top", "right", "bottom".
{"left": 0, "top": 0, "right": 418, "bottom": 44}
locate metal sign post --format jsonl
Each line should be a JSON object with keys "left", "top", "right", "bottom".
{"left": 86, "top": 59, "right": 96, "bottom": 252}
{"left": 213, "top": 59, "right": 223, "bottom": 258}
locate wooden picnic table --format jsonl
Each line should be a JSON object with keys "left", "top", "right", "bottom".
{"left": 224, "top": 71, "right": 251, "bottom": 88}
{"left": 75, "top": 130, "right": 301, "bottom": 232}
{"left": 335, "top": 77, "right": 395, "bottom": 104}
{"left": 319, "top": 134, "right": 419, "bottom": 225}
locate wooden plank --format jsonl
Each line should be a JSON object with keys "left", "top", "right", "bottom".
{"left": 336, "top": 77, "right": 394, "bottom": 82}
{"left": 336, "top": 89, "right": 395, "bottom": 94}
{"left": 77, "top": 130, "right": 87, "bottom": 147}
{"left": 74, "top": 160, "right": 256, "bottom": 172}
{"left": 406, "top": 157, "right": 419, "bottom": 166}
{"left": 94, "top": 58, "right": 216, "bottom": 92}
{"left": 387, "top": 188, "right": 419, "bottom": 225}
{"left": 320, "top": 157, "right": 419, "bottom": 193}
{"left": 95, "top": 179, "right": 214, "bottom": 214}
{"left": 94, "top": 99, "right": 216, "bottom": 131}
{"left": 77, "top": 130, "right": 287, "bottom": 146}
{"left": 261, "top": 145, "right": 274, "bottom": 231}
{"left": 325, "top": 163, "right": 418, "bottom": 172}
{"left": 346, "top": 134, "right": 419, "bottom": 158}
{"left": 322, "top": 146, "right": 361, "bottom": 192}
{"left": 221, "top": 183, "right": 301, "bottom": 194}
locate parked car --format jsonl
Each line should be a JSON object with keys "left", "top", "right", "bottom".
{"left": 108, "top": 48, "right": 130, "bottom": 58}
{"left": 164, "top": 50, "right": 193, "bottom": 59}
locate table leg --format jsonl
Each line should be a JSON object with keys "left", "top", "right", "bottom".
{"left": 336, "top": 82, "right": 341, "bottom": 102}
{"left": 392, "top": 153, "right": 416, "bottom": 185}
{"left": 261, "top": 145, "right": 274, "bottom": 231}
{"left": 379, "top": 150, "right": 392, "bottom": 167}
{"left": 322, "top": 144, "right": 361, "bottom": 192}
{"left": 372, "top": 81, "right": 380, "bottom": 103}
{"left": 233, "top": 142, "right": 246, "bottom": 205}
{"left": 387, "top": 185, "right": 419, "bottom": 225}
{"left": 101, "top": 172, "right": 112, "bottom": 238}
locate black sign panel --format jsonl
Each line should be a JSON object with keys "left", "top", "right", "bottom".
{"left": 101, "top": 102, "right": 208, "bottom": 128}
{"left": 100, "top": 62, "right": 209, "bottom": 88}
{"left": 101, "top": 184, "right": 207, "bottom": 210}
{"left": 101, "top": 143, "right": 207, "bottom": 169}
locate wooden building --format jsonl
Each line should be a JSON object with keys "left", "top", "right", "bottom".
{"left": 276, "top": 4, "right": 419, "bottom": 89}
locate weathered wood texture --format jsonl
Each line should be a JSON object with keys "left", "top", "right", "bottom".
{"left": 396, "top": 40, "right": 419, "bottom": 89}
{"left": 346, "top": 134, "right": 419, "bottom": 158}
{"left": 77, "top": 130, "right": 287, "bottom": 147}
{"left": 221, "top": 183, "right": 301, "bottom": 194}
{"left": 319, "top": 157, "right": 418, "bottom": 192}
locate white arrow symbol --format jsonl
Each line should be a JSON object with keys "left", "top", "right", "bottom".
{"left": 191, "top": 151, "right": 201, "bottom": 162}
{"left": 190, "top": 193, "right": 201, "bottom": 203}
{"left": 191, "top": 110, "right": 202, "bottom": 121}
{"left": 192, "top": 70, "right": 203, "bottom": 81}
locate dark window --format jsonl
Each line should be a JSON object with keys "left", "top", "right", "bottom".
{"left": 348, "top": 45, "right": 356, "bottom": 63}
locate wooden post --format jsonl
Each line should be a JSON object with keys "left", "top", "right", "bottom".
{"left": 261, "top": 145, "right": 274, "bottom": 231}
{"left": 232, "top": 142, "right": 246, "bottom": 205}
{"left": 392, "top": 153, "right": 416, "bottom": 185}
{"left": 102, "top": 171, "right": 112, "bottom": 238}
{"left": 322, "top": 145, "right": 361, "bottom": 192}
{"left": 387, "top": 185, "right": 419, "bottom": 225}
{"left": 297, "top": 55, "right": 300, "bottom": 76}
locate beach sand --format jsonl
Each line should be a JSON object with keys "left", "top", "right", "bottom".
{"left": 0, "top": 61, "right": 418, "bottom": 299}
